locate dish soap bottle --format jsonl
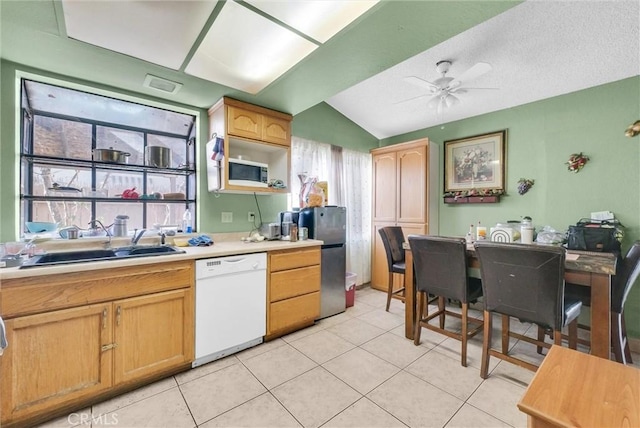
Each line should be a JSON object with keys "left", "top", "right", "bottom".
{"left": 465, "top": 224, "right": 475, "bottom": 244}
{"left": 182, "top": 208, "right": 193, "bottom": 233}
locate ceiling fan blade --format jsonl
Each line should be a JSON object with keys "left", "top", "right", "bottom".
{"left": 392, "top": 93, "right": 429, "bottom": 105}
{"left": 450, "top": 62, "right": 492, "bottom": 88}
{"left": 450, "top": 87, "right": 499, "bottom": 95}
{"left": 404, "top": 76, "right": 438, "bottom": 91}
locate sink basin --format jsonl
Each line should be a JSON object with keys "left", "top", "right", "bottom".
{"left": 20, "top": 245, "right": 185, "bottom": 268}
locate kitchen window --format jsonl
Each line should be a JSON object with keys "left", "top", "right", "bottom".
{"left": 19, "top": 79, "right": 197, "bottom": 236}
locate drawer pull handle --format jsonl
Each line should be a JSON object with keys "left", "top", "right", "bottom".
{"left": 102, "top": 308, "right": 108, "bottom": 329}
{"left": 116, "top": 306, "right": 121, "bottom": 326}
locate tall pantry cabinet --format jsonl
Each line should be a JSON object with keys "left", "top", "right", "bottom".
{"left": 370, "top": 138, "right": 439, "bottom": 292}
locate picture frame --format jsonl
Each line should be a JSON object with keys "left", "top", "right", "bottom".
{"left": 444, "top": 130, "right": 507, "bottom": 194}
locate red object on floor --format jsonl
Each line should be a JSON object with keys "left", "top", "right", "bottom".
{"left": 346, "top": 285, "right": 355, "bottom": 307}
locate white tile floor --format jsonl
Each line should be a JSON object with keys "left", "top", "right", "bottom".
{"left": 39, "top": 287, "right": 640, "bottom": 428}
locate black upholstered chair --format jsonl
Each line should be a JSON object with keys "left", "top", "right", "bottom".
{"left": 378, "top": 226, "right": 407, "bottom": 311}
{"left": 474, "top": 242, "right": 582, "bottom": 378}
{"left": 565, "top": 240, "right": 640, "bottom": 364}
{"left": 408, "top": 235, "right": 483, "bottom": 367}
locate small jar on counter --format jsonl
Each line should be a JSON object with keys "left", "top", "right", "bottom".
{"left": 290, "top": 224, "right": 298, "bottom": 242}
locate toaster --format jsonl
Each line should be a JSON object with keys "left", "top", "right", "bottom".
{"left": 260, "top": 223, "right": 281, "bottom": 240}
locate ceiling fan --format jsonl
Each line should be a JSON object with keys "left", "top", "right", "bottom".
{"left": 401, "top": 60, "right": 497, "bottom": 115}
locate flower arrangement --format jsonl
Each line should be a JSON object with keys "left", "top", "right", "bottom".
{"left": 517, "top": 178, "right": 535, "bottom": 195}
{"left": 443, "top": 188, "right": 505, "bottom": 199}
{"left": 566, "top": 152, "right": 589, "bottom": 173}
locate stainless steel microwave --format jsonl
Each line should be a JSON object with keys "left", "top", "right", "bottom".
{"left": 228, "top": 158, "right": 269, "bottom": 187}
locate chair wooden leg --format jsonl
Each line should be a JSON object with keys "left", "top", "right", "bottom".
{"left": 537, "top": 326, "right": 545, "bottom": 355}
{"left": 501, "top": 315, "right": 510, "bottom": 354}
{"left": 414, "top": 292, "right": 424, "bottom": 346}
{"left": 480, "top": 310, "right": 492, "bottom": 379}
{"left": 438, "top": 297, "right": 446, "bottom": 329}
{"left": 568, "top": 320, "right": 578, "bottom": 350}
{"left": 461, "top": 302, "right": 468, "bottom": 367}
{"left": 553, "top": 330, "right": 562, "bottom": 345}
{"left": 385, "top": 271, "right": 394, "bottom": 312}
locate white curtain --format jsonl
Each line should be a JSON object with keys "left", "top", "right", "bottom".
{"left": 291, "top": 136, "right": 372, "bottom": 286}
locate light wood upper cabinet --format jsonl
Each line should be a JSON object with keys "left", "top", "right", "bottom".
{"left": 397, "top": 146, "right": 428, "bottom": 224}
{"left": 372, "top": 151, "right": 397, "bottom": 223}
{"left": 208, "top": 97, "right": 292, "bottom": 194}
{"left": 227, "top": 106, "right": 262, "bottom": 140}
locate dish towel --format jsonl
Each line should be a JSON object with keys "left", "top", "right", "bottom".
{"left": 188, "top": 235, "right": 214, "bottom": 247}
{"left": 210, "top": 136, "right": 225, "bottom": 162}
{"left": 0, "top": 316, "right": 7, "bottom": 356}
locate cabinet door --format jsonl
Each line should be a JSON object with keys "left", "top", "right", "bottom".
{"left": 372, "top": 152, "right": 397, "bottom": 222}
{"left": 113, "top": 289, "right": 194, "bottom": 384}
{"left": 262, "top": 115, "right": 291, "bottom": 146}
{"left": 227, "top": 106, "right": 262, "bottom": 140}
{"left": 397, "top": 146, "right": 427, "bottom": 224}
{"left": 1, "top": 304, "right": 113, "bottom": 424}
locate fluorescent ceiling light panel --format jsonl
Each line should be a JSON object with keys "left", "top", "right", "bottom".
{"left": 185, "top": 1, "right": 318, "bottom": 94}
{"left": 62, "top": 0, "right": 218, "bottom": 69}
{"left": 245, "top": 0, "right": 379, "bottom": 43}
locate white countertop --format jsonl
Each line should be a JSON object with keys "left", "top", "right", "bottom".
{"left": 0, "top": 239, "right": 323, "bottom": 280}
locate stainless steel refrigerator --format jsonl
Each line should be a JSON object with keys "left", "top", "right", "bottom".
{"left": 298, "top": 206, "right": 346, "bottom": 319}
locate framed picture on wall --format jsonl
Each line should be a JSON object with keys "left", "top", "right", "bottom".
{"left": 444, "top": 130, "right": 507, "bottom": 193}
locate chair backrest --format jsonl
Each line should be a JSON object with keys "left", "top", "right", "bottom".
{"left": 474, "top": 242, "right": 566, "bottom": 330}
{"left": 379, "top": 226, "right": 406, "bottom": 271}
{"left": 408, "top": 235, "right": 470, "bottom": 302}
{"left": 612, "top": 240, "right": 640, "bottom": 313}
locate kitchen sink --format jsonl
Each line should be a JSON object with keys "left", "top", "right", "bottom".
{"left": 20, "top": 245, "right": 185, "bottom": 268}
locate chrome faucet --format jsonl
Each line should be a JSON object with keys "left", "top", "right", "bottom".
{"left": 89, "top": 219, "right": 111, "bottom": 248}
{"left": 131, "top": 229, "right": 147, "bottom": 245}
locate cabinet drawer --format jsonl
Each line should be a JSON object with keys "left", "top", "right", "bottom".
{"left": 269, "top": 292, "right": 320, "bottom": 334}
{"left": 270, "top": 265, "right": 320, "bottom": 302}
{"left": 270, "top": 247, "right": 320, "bottom": 272}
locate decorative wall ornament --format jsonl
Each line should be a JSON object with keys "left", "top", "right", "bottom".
{"left": 517, "top": 178, "right": 535, "bottom": 195}
{"left": 625, "top": 120, "right": 640, "bottom": 138}
{"left": 566, "top": 152, "right": 589, "bottom": 173}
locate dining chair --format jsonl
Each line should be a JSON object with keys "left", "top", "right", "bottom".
{"left": 474, "top": 242, "right": 582, "bottom": 378}
{"left": 408, "top": 235, "right": 483, "bottom": 367}
{"left": 565, "top": 240, "right": 640, "bottom": 364}
{"left": 378, "top": 226, "right": 407, "bottom": 311}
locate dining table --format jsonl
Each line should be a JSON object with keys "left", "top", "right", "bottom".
{"left": 403, "top": 241, "right": 618, "bottom": 360}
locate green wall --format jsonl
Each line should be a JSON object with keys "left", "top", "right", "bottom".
{"left": 292, "top": 102, "right": 378, "bottom": 152}
{"left": 381, "top": 76, "right": 640, "bottom": 338}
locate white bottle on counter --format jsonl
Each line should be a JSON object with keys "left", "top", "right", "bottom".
{"left": 182, "top": 208, "right": 193, "bottom": 233}
{"left": 521, "top": 217, "right": 534, "bottom": 244}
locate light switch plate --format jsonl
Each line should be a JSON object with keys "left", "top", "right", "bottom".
{"left": 221, "top": 212, "right": 233, "bottom": 223}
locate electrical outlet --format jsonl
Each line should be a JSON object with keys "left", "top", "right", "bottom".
{"left": 221, "top": 212, "right": 233, "bottom": 223}
{"left": 248, "top": 212, "right": 255, "bottom": 222}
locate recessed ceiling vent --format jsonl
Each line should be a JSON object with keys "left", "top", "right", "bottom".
{"left": 143, "top": 74, "right": 183, "bottom": 95}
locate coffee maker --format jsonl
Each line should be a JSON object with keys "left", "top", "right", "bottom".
{"left": 278, "top": 210, "right": 300, "bottom": 238}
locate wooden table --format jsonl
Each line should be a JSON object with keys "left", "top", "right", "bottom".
{"left": 518, "top": 345, "right": 640, "bottom": 427}
{"left": 404, "top": 244, "right": 618, "bottom": 360}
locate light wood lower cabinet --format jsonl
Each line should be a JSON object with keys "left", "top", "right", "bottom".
{"left": 0, "top": 261, "right": 194, "bottom": 427}
{"left": 267, "top": 246, "right": 321, "bottom": 339}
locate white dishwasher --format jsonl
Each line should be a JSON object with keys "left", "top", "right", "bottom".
{"left": 193, "top": 252, "right": 267, "bottom": 368}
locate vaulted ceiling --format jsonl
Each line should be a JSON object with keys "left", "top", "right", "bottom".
{"left": 1, "top": 1, "right": 638, "bottom": 140}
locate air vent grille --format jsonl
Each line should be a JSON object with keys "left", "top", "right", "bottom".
{"left": 143, "top": 74, "right": 183, "bottom": 95}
